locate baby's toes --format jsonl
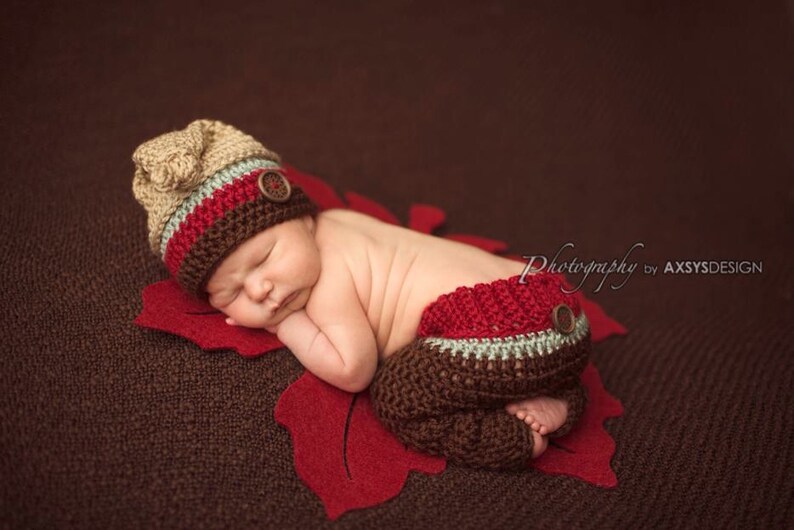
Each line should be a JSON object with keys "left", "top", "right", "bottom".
{"left": 538, "top": 424, "right": 549, "bottom": 435}
{"left": 530, "top": 431, "right": 548, "bottom": 459}
{"left": 516, "top": 410, "right": 527, "bottom": 420}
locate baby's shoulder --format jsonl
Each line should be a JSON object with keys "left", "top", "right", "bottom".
{"left": 316, "top": 208, "right": 387, "bottom": 232}
{"left": 315, "top": 208, "right": 419, "bottom": 247}
{"left": 312, "top": 209, "right": 378, "bottom": 289}
{"left": 311, "top": 209, "right": 423, "bottom": 301}
{"left": 314, "top": 209, "right": 372, "bottom": 251}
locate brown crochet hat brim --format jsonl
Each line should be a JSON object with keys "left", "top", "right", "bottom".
{"left": 176, "top": 186, "right": 317, "bottom": 299}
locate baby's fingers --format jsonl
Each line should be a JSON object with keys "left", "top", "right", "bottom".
{"left": 225, "top": 317, "right": 237, "bottom": 326}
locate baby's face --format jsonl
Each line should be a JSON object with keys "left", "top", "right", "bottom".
{"left": 205, "top": 216, "right": 320, "bottom": 329}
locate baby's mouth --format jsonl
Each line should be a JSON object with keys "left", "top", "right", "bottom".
{"left": 268, "top": 291, "right": 297, "bottom": 311}
{"left": 282, "top": 291, "right": 299, "bottom": 306}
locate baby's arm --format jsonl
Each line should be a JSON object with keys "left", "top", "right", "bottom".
{"left": 273, "top": 264, "right": 378, "bottom": 393}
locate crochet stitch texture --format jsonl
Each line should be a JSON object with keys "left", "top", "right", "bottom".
{"left": 131, "top": 119, "right": 316, "bottom": 297}
{"left": 369, "top": 273, "right": 591, "bottom": 470}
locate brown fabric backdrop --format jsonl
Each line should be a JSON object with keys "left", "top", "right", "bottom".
{"left": 2, "top": 0, "right": 792, "bottom": 528}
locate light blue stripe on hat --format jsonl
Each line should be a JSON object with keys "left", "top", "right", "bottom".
{"left": 160, "top": 157, "right": 281, "bottom": 255}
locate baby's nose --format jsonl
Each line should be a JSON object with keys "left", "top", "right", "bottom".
{"left": 245, "top": 275, "right": 273, "bottom": 302}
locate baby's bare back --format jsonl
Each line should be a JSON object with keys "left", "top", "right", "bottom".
{"left": 313, "top": 209, "right": 525, "bottom": 360}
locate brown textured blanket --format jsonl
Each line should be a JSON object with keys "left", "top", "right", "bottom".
{"left": 1, "top": 1, "right": 792, "bottom": 528}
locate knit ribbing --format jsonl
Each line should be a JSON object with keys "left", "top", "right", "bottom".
{"left": 176, "top": 188, "right": 316, "bottom": 297}
{"left": 369, "top": 273, "right": 591, "bottom": 470}
{"left": 132, "top": 120, "right": 280, "bottom": 254}
{"left": 163, "top": 167, "right": 269, "bottom": 276}
{"left": 422, "top": 312, "right": 589, "bottom": 361}
{"left": 417, "top": 274, "right": 583, "bottom": 339}
{"left": 159, "top": 158, "right": 281, "bottom": 256}
{"left": 132, "top": 120, "right": 319, "bottom": 299}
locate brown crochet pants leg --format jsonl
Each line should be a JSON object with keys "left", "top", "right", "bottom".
{"left": 369, "top": 336, "right": 590, "bottom": 470}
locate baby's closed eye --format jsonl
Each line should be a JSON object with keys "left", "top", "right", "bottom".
{"left": 220, "top": 291, "right": 237, "bottom": 303}
{"left": 209, "top": 287, "right": 238, "bottom": 307}
{"left": 221, "top": 288, "right": 239, "bottom": 303}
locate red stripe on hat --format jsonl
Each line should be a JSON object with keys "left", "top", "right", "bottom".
{"left": 163, "top": 169, "right": 265, "bottom": 275}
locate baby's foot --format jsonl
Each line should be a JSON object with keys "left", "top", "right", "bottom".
{"left": 505, "top": 395, "right": 568, "bottom": 436}
{"left": 530, "top": 430, "right": 548, "bottom": 459}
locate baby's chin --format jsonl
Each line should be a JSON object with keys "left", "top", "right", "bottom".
{"left": 254, "top": 303, "right": 301, "bottom": 328}
{"left": 261, "top": 312, "right": 289, "bottom": 328}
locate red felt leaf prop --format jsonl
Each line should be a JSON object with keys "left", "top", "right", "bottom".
{"left": 134, "top": 169, "right": 626, "bottom": 356}
{"left": 275, "top": 373, "right": 445, "bottom": 520}
{"left": 408, "top": 204, "right": 446, "bottom": 234}
{"left": 133, "top": 279, "right": 283, "bottom": 358}
{"left": 276, "top": 361, "right": 621, "bottom": 519}
{"left": 574, "top": 293, "right": 628, "bottom": 342}
{"left": 134, "top": 165, "right": 627, "bottom": 519}
{"left": 282, "top": 164, "right": 345, "bottom": 210}
{"left": 531, "top": 362, "right": 623, "bottom": 486}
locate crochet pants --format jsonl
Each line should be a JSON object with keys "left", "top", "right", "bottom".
{"left": 369, "top": 273, "right": 591, "bottom": 470}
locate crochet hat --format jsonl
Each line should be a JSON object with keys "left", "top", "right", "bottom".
{"left": 132, "top": 119, "right": 317, "bottom": 298}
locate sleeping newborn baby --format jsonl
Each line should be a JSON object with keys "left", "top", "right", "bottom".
{"left": 132, "top": 119, "right": 591, "bottom": 470}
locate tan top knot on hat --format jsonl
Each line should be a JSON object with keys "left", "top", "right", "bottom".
{"left": 131, "top": 119, "right": 317, "bottom": 298}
